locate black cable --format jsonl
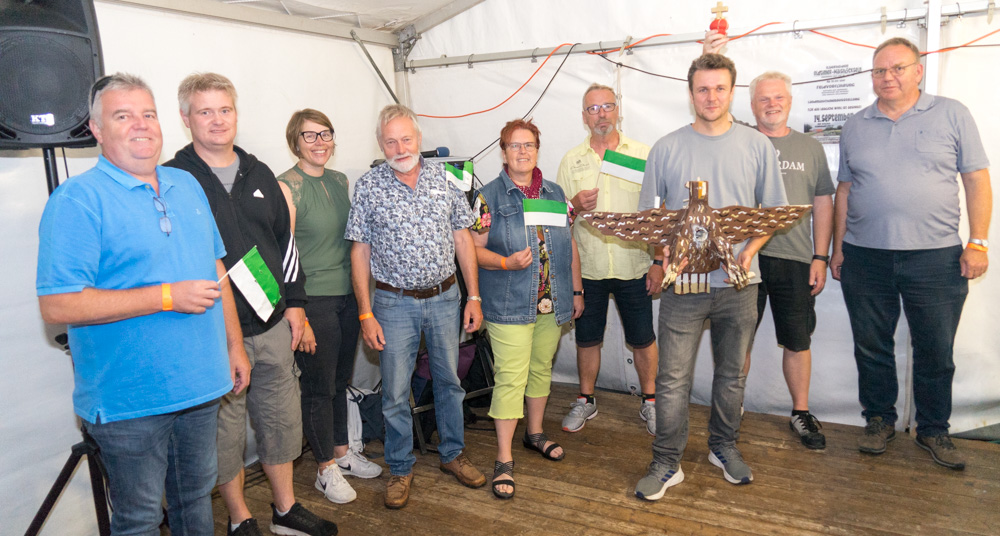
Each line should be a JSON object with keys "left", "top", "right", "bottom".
{"left": 468, "top": 42, "right": 581, "bottom": 179}
{"left": 61, "top": 147, "right": 69, "bottom": 179}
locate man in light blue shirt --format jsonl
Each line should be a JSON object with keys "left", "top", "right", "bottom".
{"left": 36, "top": 73, "right": 249, "bottom": 535}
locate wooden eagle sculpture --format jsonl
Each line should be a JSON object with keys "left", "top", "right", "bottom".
{"left": 580, "top": 180, "right": 812, "bottom": 293}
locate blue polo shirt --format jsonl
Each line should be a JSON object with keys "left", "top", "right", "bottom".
{"left": 838, "top": 92, "right": 989, "bottom": 250}
{"left": 37, "top": 156, "right": 232, "bottom": 423}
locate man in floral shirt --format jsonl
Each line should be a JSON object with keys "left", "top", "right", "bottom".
{"left": 346, "top": 104, "right": 485, "bottom": 509}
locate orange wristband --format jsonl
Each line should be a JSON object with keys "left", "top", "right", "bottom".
{"left": 161, "top": 283, "right": 173, "bottom": 311}
{"left": 501, "top": 256, "right": 508, "bottom": 270}
{"left": 304, "top": 319, "right": 311, "bottom": 328}
{"left": 967, "top": 242, "right": 988, "bottom": 252}
{"left": 359, "top": 312, "right": 374, "bottom": 321}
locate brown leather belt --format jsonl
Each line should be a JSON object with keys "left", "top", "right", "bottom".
{"left": 375, "top": 273, "right": 456, "bottom": 299}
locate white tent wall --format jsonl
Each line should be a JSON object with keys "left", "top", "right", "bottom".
{"left": 404, "top": 0, "right": 999, "bottom": 432}
{"left": 0, "top": 2, "right": 394, "bottom": 533}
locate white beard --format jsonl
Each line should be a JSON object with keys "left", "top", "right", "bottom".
{"left": 387, "top": 152, "right": 419, "bottom": 173}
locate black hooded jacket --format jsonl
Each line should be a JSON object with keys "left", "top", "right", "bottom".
{"left": 165, "top": 144, "right": 306, "bottom": 336}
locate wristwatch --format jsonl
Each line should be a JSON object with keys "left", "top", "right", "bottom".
{"left": 467, "top": 295, "right": 482, "bottom": 302}
{"left": 573, "top": 290, "right": 584, "bottom": 296}
{"left": 969, "top": 238, "right": 989, "bottom": 248}
{"left": 652, "top": 259, "right": 664, "bottom": 266}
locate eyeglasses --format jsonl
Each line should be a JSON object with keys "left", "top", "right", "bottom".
{"left": 300, "top": 130, "right": 335, "bottom": 143}
{"left": 506, "top": 142, "right": 537, "bottom": 152}
{"left": 90, "top": 75, "right": 113, "bottom": 108}
{"left": 872, "top": 62, "right": 918, "bottom": 78}
{"left": 584, "top": 103, "right": 617, "bottom": 115}
{"left": 153, "top": 196, "right": 172, "bottom": 236}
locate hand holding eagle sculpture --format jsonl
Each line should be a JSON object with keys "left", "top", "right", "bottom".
{"left": 580, "top": 180, "right": 811, "bottom": 294}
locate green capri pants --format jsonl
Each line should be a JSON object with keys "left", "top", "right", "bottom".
{"left": 485, "top": 314, "right": 561, "bottom": 420}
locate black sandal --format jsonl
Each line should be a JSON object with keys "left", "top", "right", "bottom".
{"left": 492, "top": 460, "right": 515, "bottom": 499}
{"left": 522, "top": 432, "right": 565, "bottom": 461}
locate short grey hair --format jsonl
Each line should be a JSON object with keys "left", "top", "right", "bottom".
{"left": 873, "top": 37, "right": 921, "bottom": 62}
{"left": 582, "top": 83, "right": 617, "bottom": 109}
{"left": 89, "top": 72, "right": 154, "bottom": 127}
{"left": 749, "top": 71, "right": 792, "bottom": 98}
{"left": 178, "top": 72, "right": 238, "bottom": 115}
{"left": 375, "top": 104, "right": 421, "bottom": 142}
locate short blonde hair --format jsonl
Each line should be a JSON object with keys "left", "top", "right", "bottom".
{"left": 178, "top": 72, "right": 238, "bottom": 115}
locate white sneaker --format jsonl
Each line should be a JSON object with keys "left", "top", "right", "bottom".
{"left": 336, "top": 450, "right": 383, "bottom": 479}
{"left": 315, "top": 463, "right": 357, "bottom": 504}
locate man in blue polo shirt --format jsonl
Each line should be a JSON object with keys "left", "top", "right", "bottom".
{"left": 831, "top": 38, "right": 992, "bottom": 469}
{"left": 36, "top": 73, "right": 250, "bottom": 535}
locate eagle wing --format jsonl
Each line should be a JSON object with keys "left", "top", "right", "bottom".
{"left": 713, "top": 205, "right": 812, "bottom": 243}
{"left": 580, "top": 208, "right": 683, "bottom": 247}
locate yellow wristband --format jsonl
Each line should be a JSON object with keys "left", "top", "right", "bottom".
{"left": 359, "top": 312, "right": 374, "bottom": 321}
{"left": 501, "top": 256, "right": 508, "bottom": 270}
{"left": 967, "top": 242, "right": 988, "bottom": 252}
{"left": 162, "top": 283, "right": 173, "bottom": 311}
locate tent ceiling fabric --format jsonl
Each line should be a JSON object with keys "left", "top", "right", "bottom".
{"left": 212, "top": 0, "right": 455, "bottom": 31}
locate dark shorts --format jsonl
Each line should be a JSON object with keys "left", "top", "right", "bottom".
{"left": 575, "top": 277, "right": 655, "bottom": 349}
{"left": 755, "top": 255, "right": 816, "bottom": 352}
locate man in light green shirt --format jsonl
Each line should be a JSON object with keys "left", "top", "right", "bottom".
{"left": 556, "top": 83, "right": 662, "bottom": 436}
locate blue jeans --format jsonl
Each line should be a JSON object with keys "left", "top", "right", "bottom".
{"left": 84, "top": 402, "right": 219, "bottom": 536}
{"left": 652, "top": 286, "right": 757, "bottom": 466}
{"left": 374, "top": 284, "right": 466, "bottom": 475}
{"left": 840, "top": 243, "right": 967, "bottom": 436}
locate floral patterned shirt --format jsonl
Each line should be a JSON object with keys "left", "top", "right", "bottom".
{"left": 471, "top": 170, "right": 574, "bottom": 315}
{"left": 345, "top": 160, "right": 474, "bottom": 289}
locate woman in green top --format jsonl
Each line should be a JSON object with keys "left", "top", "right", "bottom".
{"left": 277, "top": 109, "right": 381, "bottom": 505}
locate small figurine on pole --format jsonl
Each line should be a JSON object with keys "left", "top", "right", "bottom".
{"left": 710, "top": 1, "right": 729, "bottom": 36}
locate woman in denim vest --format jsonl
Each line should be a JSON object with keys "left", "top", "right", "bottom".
{"left": 471, "top": 119, "right": 584, "bottom": 499}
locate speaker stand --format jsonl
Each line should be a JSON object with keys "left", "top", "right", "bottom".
{"left": 24, "top": 429, "right": 111, "bottom": 536}
{"left": 43, "top": 147, "right": 61, "bottom": 195}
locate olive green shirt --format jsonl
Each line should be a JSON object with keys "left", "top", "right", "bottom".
{"left": 277, "top": 166, "right": 353, "bottom": 296}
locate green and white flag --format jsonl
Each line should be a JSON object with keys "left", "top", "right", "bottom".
{"left": 600, "top": 150, "right": 646, "bottom": 184}
{"left": 522, "top": 199, "right": 567, "bottom": 227}
{"left": 445, "top": 161, "right": 473, "bottom": 192}
{"left": 222, "top": 246, "right": 280, "bottom": 321}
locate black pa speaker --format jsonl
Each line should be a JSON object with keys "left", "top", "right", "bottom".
{"left": 0, "top": 0, "right": 104, "bottom": 149}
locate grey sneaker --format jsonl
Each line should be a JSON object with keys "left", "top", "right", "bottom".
{"left": 790, "top": 412, "right": 826, "bottom": 449}
{"left": 561, "top": 397, "right": 597, "bottom": 432}
{"left": 708, "top": 445, "right": 753, "bottom": 484}
{"left": 270, "top": 502, "right": 337, "bottom": 536}
{"left": 639, "top": 399, "right": 656, "bottom": 436}
{"left": 915, "top": 434, "right": 966, "bottom": 470}
{"left": 634, "top": 461, "right": 684, "bottom": 501}
{"left": 858, "top": 416, "right": 896, "bottom": 454}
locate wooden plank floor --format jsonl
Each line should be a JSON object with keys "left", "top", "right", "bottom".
{"left": 215, "top": 383, "right": 1000, "bottom": 535}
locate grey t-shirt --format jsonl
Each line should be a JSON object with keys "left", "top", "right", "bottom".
{"left": 211, "top": 155, "right": 240, "bottom": 193}
{"left": 759, "top": 130, "right": 834, "bottom": 264}
{"left": 838, "top": 92, "right": 989, "bottom": 250}
{"left": 638, "top": 123, "right": 787, "bottom": 287}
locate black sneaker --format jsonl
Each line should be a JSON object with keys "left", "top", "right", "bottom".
{"left": 789, "top": 412, "right": 827, "bottom": 449}
{"left": 270, "top": 502, "right": 338, "bottom": 536}
{"left": 228, "top": 518, "right": 263, "bottom": 536}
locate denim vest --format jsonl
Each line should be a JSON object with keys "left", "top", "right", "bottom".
{"left": 477, "top": 169, "right": 574, "bottom": 325}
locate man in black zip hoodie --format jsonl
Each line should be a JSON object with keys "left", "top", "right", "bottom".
{"left": 166, "top": 73, "right": 337, "bottom": 536}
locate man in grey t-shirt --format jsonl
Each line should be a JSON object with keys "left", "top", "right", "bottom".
{"left": 744, "top": 71, "right": 835, "bottom": 450}
{"left": 633, "top": 54, "right": 786, "bottom": 501}
{"left": 832, "top": 38, "right": 992, "bottom": 469}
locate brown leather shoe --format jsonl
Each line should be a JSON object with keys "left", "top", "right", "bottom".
{"left": 439, "top": 453, "right": 486, "bottom": 488}
{"left": 384, "top": 473, "right": 413, "bottom": 509}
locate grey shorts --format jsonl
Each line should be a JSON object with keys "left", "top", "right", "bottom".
{"left": 217, "top": 317, "right": 303, "bottom": 485}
